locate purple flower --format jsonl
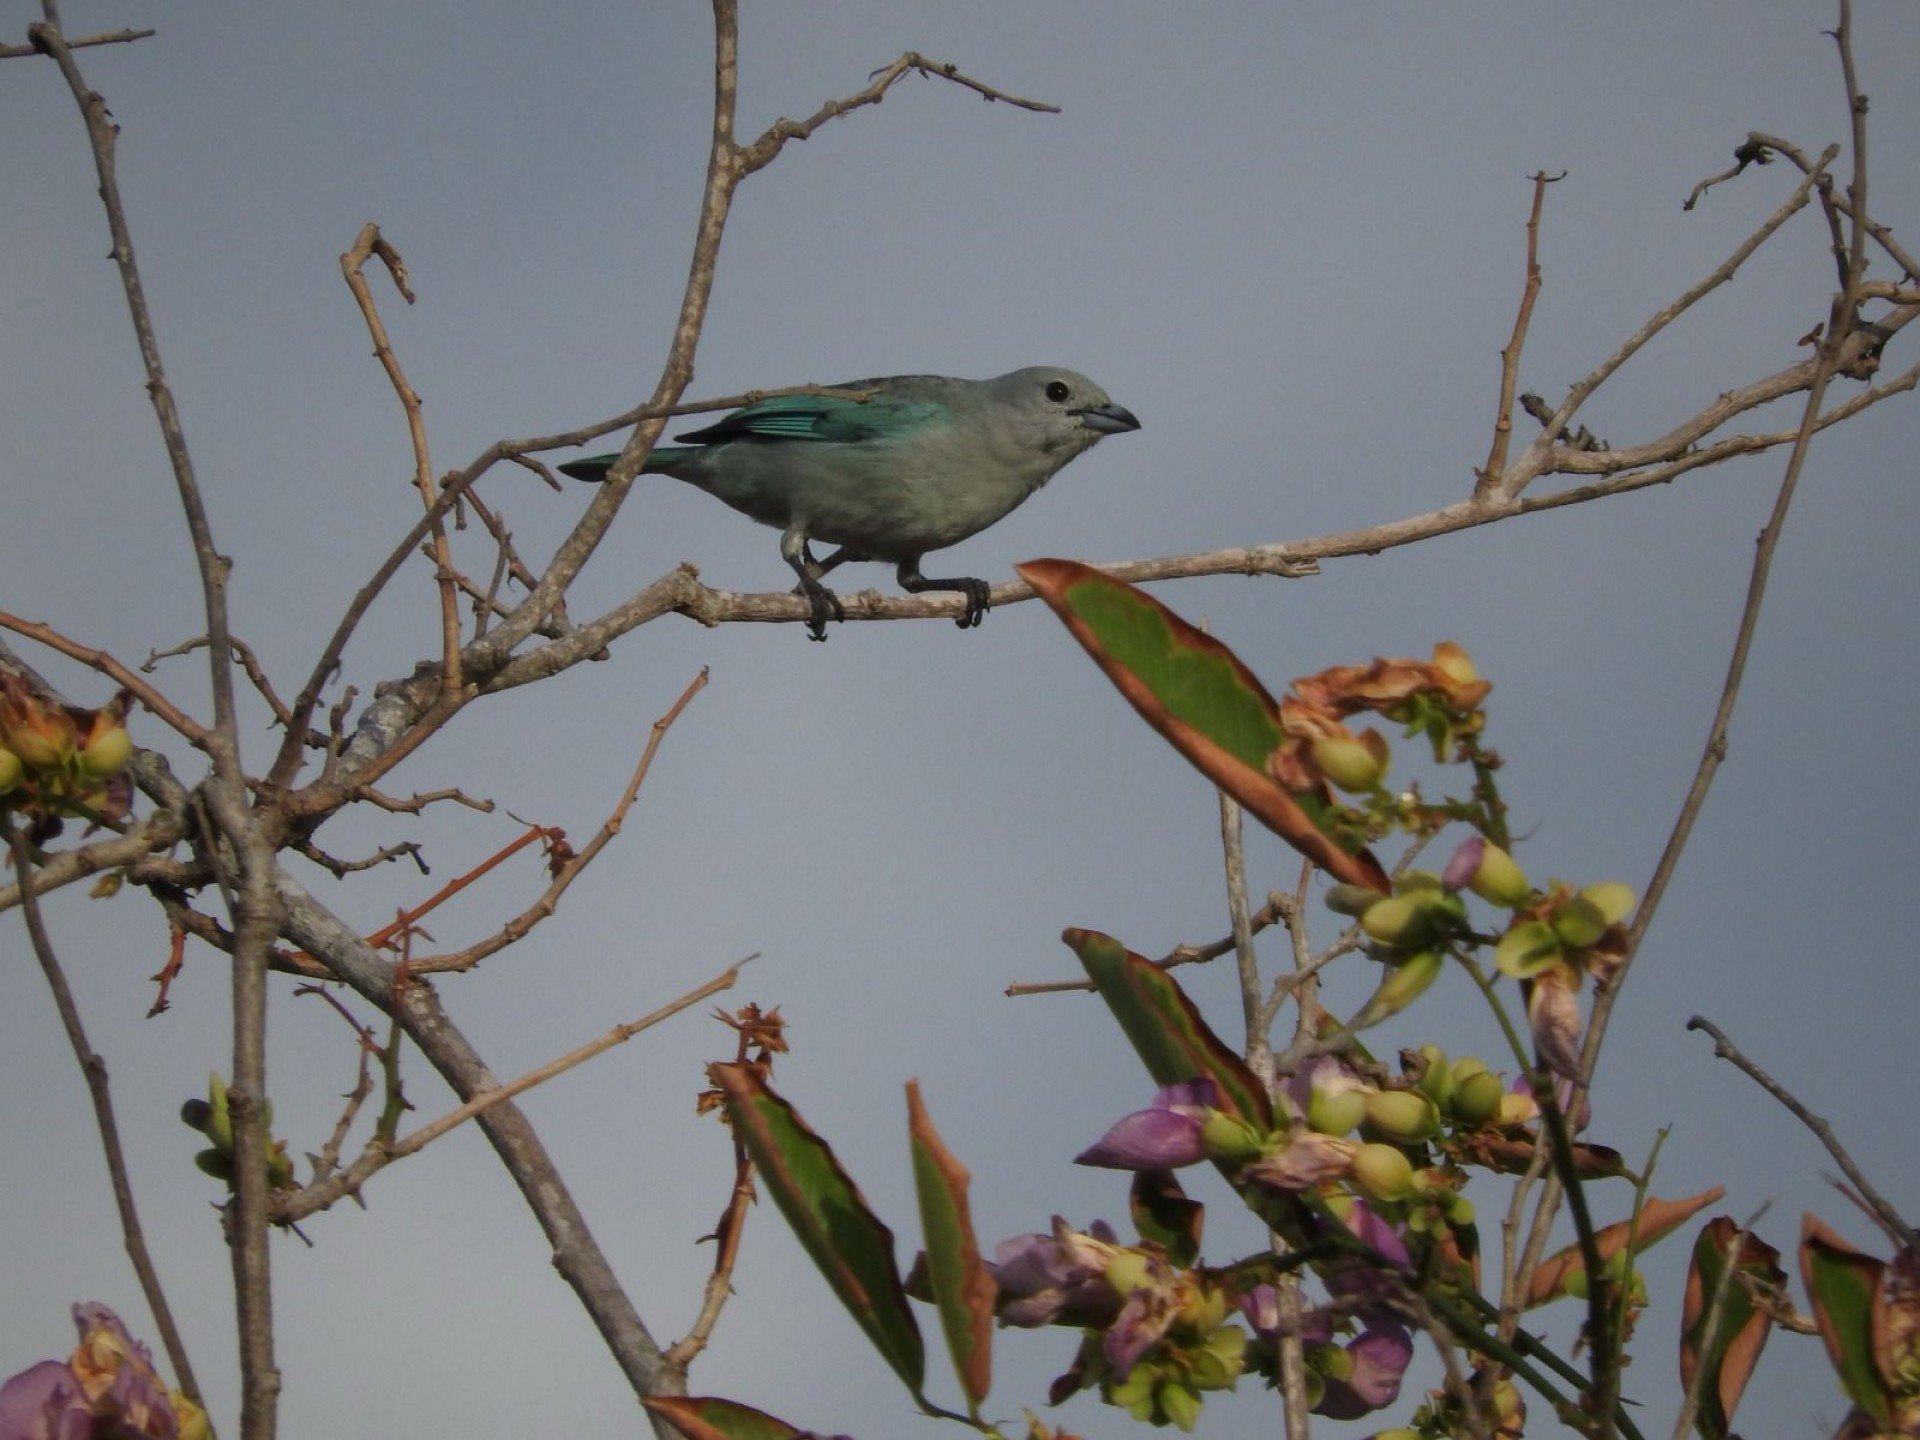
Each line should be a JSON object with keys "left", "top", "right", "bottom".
{"left": 1313, "top": 1322, "right": 1413, "bottom": 1420}
{"left": 990, "top": 1219, "right": 1124, "bottom": 1329}
{"left": 1075, "top": 1080, "right": 1219, "bottom": 1171}
{"left": 1442, "top": 835, "right": 1485, "bottom": 892}
{"left": 1235, "top": 1284, "right": 1334, "bottom": 1346}
{"left": 0, "top": 1304, "right": 199, "bottom": 1440}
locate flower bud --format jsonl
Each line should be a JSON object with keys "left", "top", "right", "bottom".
{"left": 1580, "top": 881, "right": 1636, "bottom": 927}
{"left": 1450, "top": 1068, "right": 1506, "bottom": 1125}
{"left": 1309, "top": 731, "right": 1389, "bottom": 793}
{"left": 1459, "top": 839, "right": 1532, "bottom": 907}
{"left": 1192, "top": 1325, "right": 1247, "bottom": 1390}
{"left": 1432, "top": 642, "right": 1478, "bottom": 686}
{"left": 1412, "top": 1044, "right": 1453, "bottom": 1108}
{"left": 1349, "top": 1143, "right": 1416, "bottom": 1203}
{"left": 1325, "top": 884, "right": 1387, "bottom": 918}
{"left": 206, "top": 1073, "right": 233, "bottom": 1151}
{"left": 1493, "top": 920, "right": 1562, "bottom": 979}
{"left": 4, "top": 704, "right": 75, "bottom": 769}
{"left": 1496, "top": 1091, "right": 1540, "bottom": 1127}
{"left": 1158, "top": 1380, "right": 1202, "bottom": 1432}
{"left": 1200, "top": 1110, "right": 1266, "bottom": 1164}
{"left": 1355, "top": 949, "right": 1444, "bottom": 1025}
{"left": 77, "top": 720, "right": 133, "bottom": 779}
{"left": 1363, "top": 1089, "right": 1440, "bottom": 1144}
{"left": 1360, "top": 896, "right": 1432, "bottom": 949}
{"left": 0, "top": 746, "right": 21, "bottom": 796}
{"left": 1307, "top": 1085, "right": 1369, "bottom": 1138}
{"left": 1550, "top": 895, "right": 1610, "bottom": 949}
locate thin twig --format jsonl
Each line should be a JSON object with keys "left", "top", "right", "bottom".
{"left": 0, "top": 611, "right": 207, "bottom": 744}
{"left": 0, "top": 23, "right": 151, "bottom": 57}
{"left": 275, "top": 957, "right": 751, "bottom": 1222}
{"left": 410, "top": 669, "right": 708, "bottom": 972}
{"left": 341, "top": 224, "right": 463, "bottom": 690}
{"left": 1687, "top": 1016, "right": 1914, "bottom": 1251}
{"left": 7, "top": 821, "right": 202, "bottom": 1402}
{"left": 1002, "top": 894, "right": 1288, "bottom": 997}
{"left": 1478, "top": 171, "right": 1562, "bottom": 492}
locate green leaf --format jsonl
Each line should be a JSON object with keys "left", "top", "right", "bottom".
{"left": 642, "top": 1396, "right": 807, "bottom": 1440}
{"left": 1131, "top": 1169, "right": 1205, "bottom": 1269}
{"left": 1018, "top": 559, "right": 1388, "bottom": 892}
{"left": 1800, "top": 1214, "right": 1893, "bottom": 1424}
{"left": 1065, "top": 927, "right": 1272, "bottom": 1130}
{"left": 1679, "top": 1217, "right": 1781, "bottom": 1440}
{"left": 905, "top": 1080, "right": 994, "bottom": 1411}
{"left": 711, "top": 1063, "right": 925, "bottom": 1396}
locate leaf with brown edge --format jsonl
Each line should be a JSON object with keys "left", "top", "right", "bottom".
{"left": 1527, "top": 1186, "right": 1725, "bottom": 1307}
{"left": 1800, "top": 1213, "right": 1896, "bottom": 1426}
{"left": 642, "top": 1396, "right": 812, "bottom": 1440}
{"left": 1065, "top": 927, "right": 1272, "bottom": 1130}
{"left": 1679, "top": 1217, "right": 1783, "bottom": 1440}
{"left": 1018, "top": 559, "right": 1388, "bottom": 892}
{"left": 906, "top": 1080, "right": 994, "bottom": 1412}
{"left": 1131, "top": 1169, "right": 1204, "bottom": 1269}
{"left": 710, "top": 1062, "right": 925, "bottom": 1398}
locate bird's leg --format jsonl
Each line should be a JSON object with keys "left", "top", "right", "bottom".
{"left": 814, "top": 545, "right": 870, "bottom": 579}
{"left": 896, "top": 559, "right": 992, "bottom": 630}
{"left": 781, "top": 528, "right": 844, "bottom": 641}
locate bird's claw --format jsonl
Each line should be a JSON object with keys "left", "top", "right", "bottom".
{"left": 955, "top": 579, "right": 991, "bottom": 629}
{"left": 804, "top": 585, "right": 845, "bottom": 642}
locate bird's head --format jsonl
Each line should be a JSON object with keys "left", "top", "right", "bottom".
{"left": 988, "top": 366, "right": 1141, "bottom": 459}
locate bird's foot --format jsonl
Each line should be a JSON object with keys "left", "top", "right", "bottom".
{"left": 954, "top": 578, "right": 991, "bottom": 629}
{"left": 804, "top": 584, "right": 845, "bottom": 642}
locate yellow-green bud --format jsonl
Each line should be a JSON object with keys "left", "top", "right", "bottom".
{"left": 1191, "top": 1326, "right": 1247, "bottom": 1390}
{"left": 1306, "top": 1086, "right": 1368, "bottom": 1137}
{"left": 1468, "top": 842, "right": 1532, "bottom": 907}
{"left": 1397, "top": 869, "right": 1445, "bottom": 896}
{"left": 1363, "top": 1089, "right": 1440, "bottom": 1144}
{"left": 1551, "top": 895, "right": 1610, "bottom": 948}
{"left": 1356, "top": 949, "right": 1444, "bottom": 1025}
{"left": 1494, "top": 919, "right": 1562, "bottom": 979}
{"left": 0, "top": 746, "right": 21, "bottom": 796}
{"left": 1349, "top": 1142, "right": 1416, "bottom": 1203}
{"left": 1451, "top": 1068, "right": 1506, "bottom": 1125}
{"left": 1200, "top": 1109, "right": 1267, "bottom": 1163}
{"left": 76, "top": 722, "right": 132, "bottom": 779}
{"left": 1414, "top": 1043, "right": 1453, "bottom": 1107}
{"left": 1496, "top": 1091, "right": 1539, "bottom": 1127}
{"left": 1325, "top": 883, "right": 1387, "bottom": 917}
{"left": 1310, "top": 732, "right": 1389, "bottom": 793}
{"left": 1360, "top": 895, "right": 1431, "bottom": 949}
{"left": 1581, "top": 881, "right": 1636, "bottom": 927}
{"left": 1158, "top": 1380, "right": 1202, "bottom": 1432}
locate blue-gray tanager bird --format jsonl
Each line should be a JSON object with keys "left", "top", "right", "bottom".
{"left": 559, "top": 366, "right": 1140, "bottom": 640}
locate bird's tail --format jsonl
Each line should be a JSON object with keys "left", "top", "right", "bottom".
{"left": 557, "top": 447, "right": 697, "bottom": 482}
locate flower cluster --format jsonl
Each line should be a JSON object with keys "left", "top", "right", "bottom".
{"left": 0, "top": 1304, "right": 207, "bottom": 1440}
{"left": 990, "top": 1218, "right": 1246, "bottom": 1429}
{"left": 0, "top": 676, "right": 134, "bottom": 843}
{"left": 1270, "top": 644, "right": 1492, "bottom": 848}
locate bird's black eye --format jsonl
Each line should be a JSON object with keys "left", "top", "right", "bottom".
{"left": 1045, "top": 380, "right": 1071, "bottom": 403}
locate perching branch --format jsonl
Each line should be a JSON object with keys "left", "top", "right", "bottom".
{"left": 1686, "top": 1017, "right": 1916, "bottom": 1252}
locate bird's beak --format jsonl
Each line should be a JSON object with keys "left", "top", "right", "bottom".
{"left": 1073, "top": 402, "right": 1141, "bottom": 436}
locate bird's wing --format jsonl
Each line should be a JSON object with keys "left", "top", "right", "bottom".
{"left": 674, "top": 387, "right": 948, "bottom": 446}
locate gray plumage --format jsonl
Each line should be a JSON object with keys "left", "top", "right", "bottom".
{"left": 559, "top": 366, "right": 1139, "bottom": 639}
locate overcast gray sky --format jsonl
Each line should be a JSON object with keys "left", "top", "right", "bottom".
{"left": 4, "top": 3, "right": 1917, "bottom": 1437}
